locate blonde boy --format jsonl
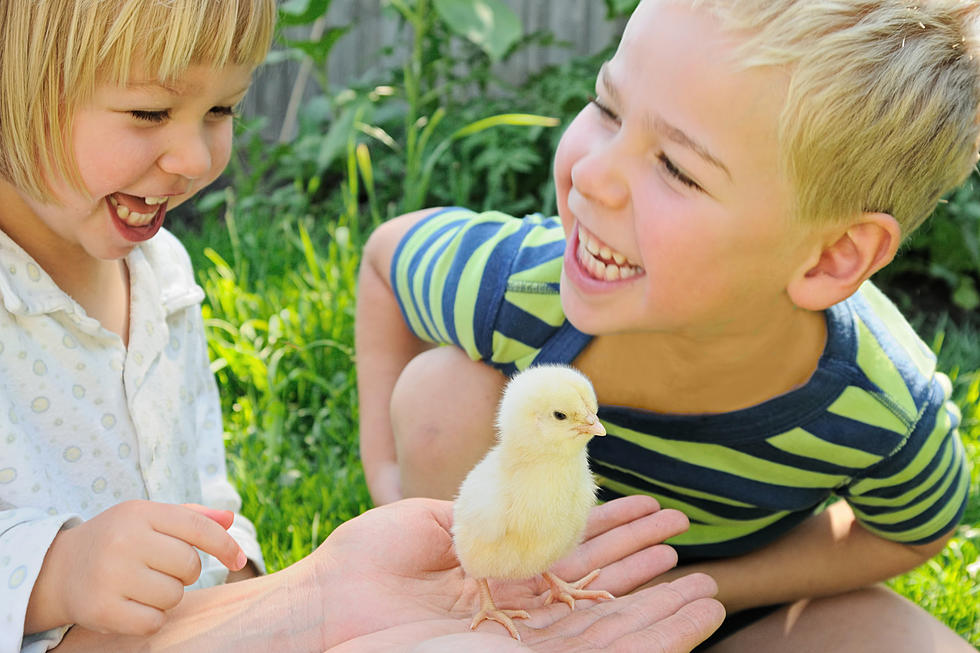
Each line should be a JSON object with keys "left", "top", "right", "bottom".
{"left": 357, "top": 0, "right": 978, "bottom": 649}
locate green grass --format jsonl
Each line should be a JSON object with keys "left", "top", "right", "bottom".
{"left": 171, "top": 198, "right": 980, "bottom": 647}
{"left": 178, "top": 200, "right": 372, "bottom": 572}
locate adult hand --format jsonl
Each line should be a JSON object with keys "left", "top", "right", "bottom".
{"left": 331, "top": 574, "right": 722, "bottom": 652}
{"left": 54, "top": 495, "right": 721, "bottom": 653}
{"left": 314, "top": 495, "right": 724, "bottom": 650}
{"left": 26, "top": 500, "right": 247, "bottom": 636}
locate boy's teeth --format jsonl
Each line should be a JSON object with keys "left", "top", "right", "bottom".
{"left": 144, "top": 196, "right": 168, "bottom": 205}
{"left": 577, "top": 228, "right": 644, "bottom": 282}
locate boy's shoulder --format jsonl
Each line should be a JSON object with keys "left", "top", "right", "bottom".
{"left": 827, "top": 281, "right": 944, "bottom": 422}
{"left": 397, "top": 208, "right": 564, "bottom": 276}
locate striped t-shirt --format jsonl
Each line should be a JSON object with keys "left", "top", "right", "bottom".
{"left": 391, "top": 208, "right": 969, "bottom": 561}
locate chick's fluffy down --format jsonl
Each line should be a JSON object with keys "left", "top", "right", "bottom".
{"left": 453, "top": 449, "right": 596, "bottom": 579}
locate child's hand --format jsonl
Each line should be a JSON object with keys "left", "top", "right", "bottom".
{"left": 26, "top": 500, "right": 247, "bottom": 637}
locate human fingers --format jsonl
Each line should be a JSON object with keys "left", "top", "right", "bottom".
{"left": 526, "top": 572, "right": 721, "bottom": 649}
{"left": 182, "top": 502, "right": 235, "bottom": 530}
{"left": 123, "top": 563, "right": 189, "bottom": 609}
{"left": 148, "top": 503, "right": 247, "bottom": 572}
{"left": 78, "top": 594, "right": 170, "bottom": 636}
{"left": 139, "top": 527, "right": 209, "bottom": 586}
{"left": 61, "top": 546, "right": 177, "bottom": 636}
{"left": 550, "top": 508, "right": 689, "bottom": 593}
{"left": 608, "top": 597, "right": 725, "bottom": 653}
{"left": 581, "top": 495, "right": 663, "bottom": 540}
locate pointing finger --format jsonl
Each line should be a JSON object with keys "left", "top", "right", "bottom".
{"left": 150, "top": 504, "right": 247, "bottom": 572}
{"left": 182, "top": 503, "right": 236, "bottom": 530}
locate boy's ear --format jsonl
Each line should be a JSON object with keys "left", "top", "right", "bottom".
{"left": 787, "top": 212, "right": 901, "bottom": 311}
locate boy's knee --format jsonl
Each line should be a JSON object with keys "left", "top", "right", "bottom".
{"left": 391, "top": 347, "right": 505, "bottom": 486}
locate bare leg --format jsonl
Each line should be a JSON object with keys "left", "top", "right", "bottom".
{"left": 391, "top": 346, "right": 506, "bottom": 499}
{"left": 707, "top": 585, "right": 974, "bottom": 653}
{"left": 470, "top": 577, "right": 530, "bottom": 640}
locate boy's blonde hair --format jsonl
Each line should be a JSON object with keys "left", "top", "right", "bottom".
{"left": 0, "top": 0, "right": 277, "bottom": 202}
{"left": 691, "top": 0, "right": 980, "bottom": 236}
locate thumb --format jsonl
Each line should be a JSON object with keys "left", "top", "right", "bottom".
{"left": 182, "top": 503, "right": 235, "bottom": 530}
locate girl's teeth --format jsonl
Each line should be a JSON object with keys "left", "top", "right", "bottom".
{"left": 108, "top": 194, "right": 165, "bottom": 227}
{"left": 111, "top": 200, "right": 156, "bottom": 226}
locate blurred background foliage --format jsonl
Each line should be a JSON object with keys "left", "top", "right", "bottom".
{"left": 169, "top": 0, "right": 980, "bottom": 643}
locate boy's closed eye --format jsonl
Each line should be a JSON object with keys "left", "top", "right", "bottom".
{"left": 587, "top": 95, "right": 703, "bottom": 192}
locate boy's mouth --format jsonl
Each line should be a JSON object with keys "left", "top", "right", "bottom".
{"left": 575, "top": 225, "right": 644, "bottom": 282}
{"left": 106, "top": 192, "right": 168, "bottom": 241}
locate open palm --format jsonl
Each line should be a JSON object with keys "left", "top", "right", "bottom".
{"left": 316, "top": 496, "right": 723, "bottom": 651}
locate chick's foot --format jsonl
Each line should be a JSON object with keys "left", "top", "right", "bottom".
{"left": 471, "top": 577, "right": 530, "bottom": 640}
{"left": 543, "top": 569, "right": 615, "bottom": 610}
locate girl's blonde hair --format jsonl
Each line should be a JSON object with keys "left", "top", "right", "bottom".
{"left": 692, "top": 0, "right": 980, "bottom": 236}
{"left": 0, "top": 0, "right": 277, "bottom": 201}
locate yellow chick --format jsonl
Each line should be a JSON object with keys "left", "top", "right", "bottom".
{"left": 452, "top": 364, "right": 611, "bottom": 640}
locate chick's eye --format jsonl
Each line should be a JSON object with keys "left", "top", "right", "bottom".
{"left": 553, "top": 411, "right": 567, "bottom": 421}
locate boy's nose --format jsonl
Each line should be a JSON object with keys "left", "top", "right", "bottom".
{"left": 570, "top": 145, "right": 629, "bottom": 209}
{"left": 157, "top": 125, "right": 213, "bottom": 180}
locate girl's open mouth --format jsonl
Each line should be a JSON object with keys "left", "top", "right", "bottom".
{"left": 107, "top": 193, "right": 168, "bottom": 242}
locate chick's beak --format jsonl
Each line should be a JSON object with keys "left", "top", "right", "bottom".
{"left": 578, "top": 414, "right": 606, "bottom": 437}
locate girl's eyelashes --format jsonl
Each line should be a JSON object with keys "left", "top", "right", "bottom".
{"left": 129, "top": 105, "right": 237, "bottom": 123}
{"left": 209, "top": 105, "right": 237, "bottom": 118}
{"left": 130, "top": 109, "right": 169, "bottom": 123}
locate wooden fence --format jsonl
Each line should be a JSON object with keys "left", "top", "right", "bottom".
{"left": 243, "top": 0, "right": 627, "bottom": 140}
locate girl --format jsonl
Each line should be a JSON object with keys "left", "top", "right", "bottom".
{"left": 0, "top": 1, "right": 275, "bottom": 650}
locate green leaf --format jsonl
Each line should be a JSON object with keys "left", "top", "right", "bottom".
{"left": 450, "top": 112, "right": 559, "bottom": 139}
{"left": 284, "top": 25, "right": 351, "bottom": 66}
{"left": 953, "top": 277, "right": 980, "bottom": 311}
{"left": 603, "top": 0, "right": 640, "bottom": 19}
{"left": 432, "top": 0, "right": 523, "bottom": 62}
{"left": 279, "top": 0, "right": 333, "bottom": 27}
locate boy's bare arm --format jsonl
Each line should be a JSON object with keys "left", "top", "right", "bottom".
{"left": 650, "top": 500, "right": 953, "bottom": 613}
{"left": 355, "top": 209, "right": 441, "bottom": 505}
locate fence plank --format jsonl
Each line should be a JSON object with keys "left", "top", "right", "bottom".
{"left": 245, "top": 0, "right": 625, "bottom": 140}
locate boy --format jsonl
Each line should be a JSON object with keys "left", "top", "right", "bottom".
{"left": 356, "top": 0, "right": 977, "bottom": 649}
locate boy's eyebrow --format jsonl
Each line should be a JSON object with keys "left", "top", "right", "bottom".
{"left": 598, "top": 64, "right": 732, "bottom": 181}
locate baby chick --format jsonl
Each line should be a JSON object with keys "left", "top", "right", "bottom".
{"left": 452, "top": 364, "right": 611, "bottom": 640}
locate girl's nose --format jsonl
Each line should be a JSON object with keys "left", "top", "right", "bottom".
{"left": 157, "top": 125, "right": 213, "bottom": 180}
{"left": 570, "top": 142, "right": 629, "bottom": 209}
